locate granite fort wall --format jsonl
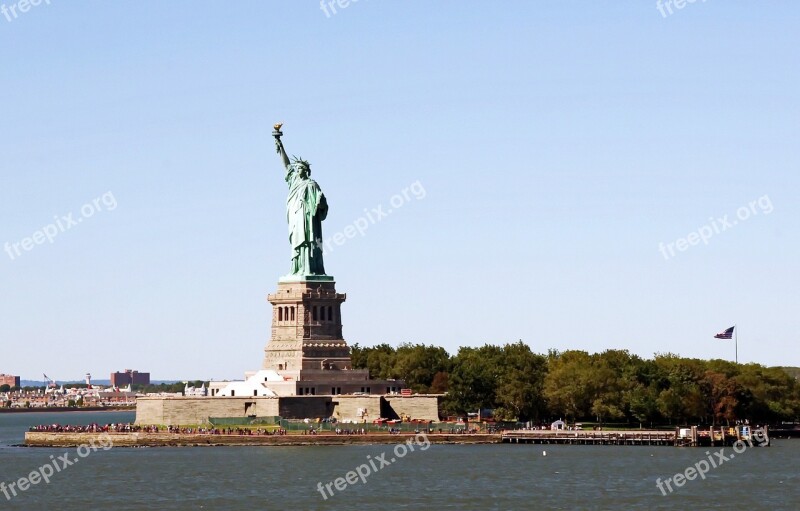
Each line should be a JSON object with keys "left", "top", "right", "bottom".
{"left": 384, "top": 395, "right": 441, "bottom": 422}
{"left": 136, "top": 397, "right": 280, "bottom": 425}
{"left": 331, "top": 396, "right": 382, "bottom": 422}
{"left": 135, "top": 395, "right": 440, "bottom": 425}
{"left": 278, "top": 397, "right": 334, "bottom": 419}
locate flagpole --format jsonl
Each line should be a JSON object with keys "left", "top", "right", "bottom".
{"left": 735, "top": 324, "right": 738, "bottom": 364}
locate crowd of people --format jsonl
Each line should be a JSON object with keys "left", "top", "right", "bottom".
{"left": 29, "top": 423, "right": 486, "bottom": 435}
{"left": 165, "top": 426, "right": 288, "bottom": 436}
{"left": 333, "top": 427, "right": 367, "bottom": 435}
{"left": 29, "top": 423, "right": 146, "bottom": 433}
{"left": 29, "top": 423, "right": 289, "bottom": 436}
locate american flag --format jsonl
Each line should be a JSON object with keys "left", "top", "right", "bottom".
{"left": 714, "top": 326, "right": 735, "bottom": 339}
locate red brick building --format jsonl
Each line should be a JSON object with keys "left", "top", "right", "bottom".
{"left": 110, "top": 369, "right": 150, "bottom": 387}
{"left": 0, "top": 374, "right": 20, "bottom": 388}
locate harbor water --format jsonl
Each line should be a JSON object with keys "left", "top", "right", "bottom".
{"left": 1, "top": 412, "right": 797, "bottom": 510}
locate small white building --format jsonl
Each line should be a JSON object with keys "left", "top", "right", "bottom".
{"left": 211, "top": 370, "right": 287, "bottom": 397}
{"left": 184, "top": 383, "right": 207, "bottom": 397}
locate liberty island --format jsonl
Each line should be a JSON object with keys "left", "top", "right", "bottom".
{"left": 129, "top": 125, "right": 437, "bottom": 426}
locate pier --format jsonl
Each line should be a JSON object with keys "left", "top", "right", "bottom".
{"left": 502, "top": 430, "right": 675, "bottom": 446}
{"left": 501, "top": 425, "right": 770, "bottom": 447}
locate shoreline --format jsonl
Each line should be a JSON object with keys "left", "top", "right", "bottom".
{"left": 22, "top": 428, "right": 781, "bottom": 448}
{"left": 23, "top": 431, "right": 499, "bottom": 447}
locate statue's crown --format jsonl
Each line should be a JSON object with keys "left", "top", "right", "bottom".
{"left": 291, "top": 156, "right": 311, "bottom": 171}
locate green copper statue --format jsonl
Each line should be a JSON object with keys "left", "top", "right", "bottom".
{"left": 273, "top": 124, "right": 328, "bottom": 278}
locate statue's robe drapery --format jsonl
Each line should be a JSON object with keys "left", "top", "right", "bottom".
{"left": 285, "top": 165, "right": 327, "bottom": 276}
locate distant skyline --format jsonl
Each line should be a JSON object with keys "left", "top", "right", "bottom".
{"left": 1, "top": 2, "right": 798, "bottom": 379}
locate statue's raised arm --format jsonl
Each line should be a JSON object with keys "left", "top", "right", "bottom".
{"left": 273, "top": 123, "right": 291, "bottom": 170}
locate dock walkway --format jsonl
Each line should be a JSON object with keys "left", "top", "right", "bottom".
{"left": 502, "top": 430, "right": 676, "bottom": 446}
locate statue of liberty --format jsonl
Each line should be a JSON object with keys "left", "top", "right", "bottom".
{"left": 272, "top": 124, "right": 328, "bottom": 278}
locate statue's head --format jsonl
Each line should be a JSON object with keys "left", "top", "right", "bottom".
{"left": 291, "top": 156, "right": 311, "bottom": 178}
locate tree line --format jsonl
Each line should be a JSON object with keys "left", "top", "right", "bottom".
{"left": 350, "top": 342, "right": 800, "bottom": 425}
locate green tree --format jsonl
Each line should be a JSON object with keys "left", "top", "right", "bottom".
{"left": 629, "top": 383, "right": 660, "bottom": 427}
{"left": 656, "top": 383, "right": 704, "bottom": 424}
{"left": 445, "top": 345, "right": 504, "bottom": 415}
{"left": 736, "top": 364, "right": 800, "bottom": 422}
{"left": 495, "top": 341, "right": 548, "bottom": 422}
{"left": 543, "top": 350, "right": 594, "bottom": 421}
{"left": 350, "top": 343, "right": 397, "bottom": 380}
{"left": 392, "top": 343, "right": 451, "bottom": 393}
{"left": 779, "top": 366, "right": 800, "bottom": 380}
{"left": 350, "top": 343, "right": 368, "bottom": 369}
{"left": 587, "top": 351, "right": 632, "bottom": 425}
{"left": 702, "top": 370, "right": 741, "bottom": 425}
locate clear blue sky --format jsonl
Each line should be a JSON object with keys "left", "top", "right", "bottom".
{"left": 1, "top": 1, "right": 798, "bottom": 381}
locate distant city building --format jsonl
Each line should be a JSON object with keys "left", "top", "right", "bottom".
{"left": 0, "top": 374, "right": 20, "bottom": 388}
{"left": 110, "top": 369, "right": 150, "bottom": 387}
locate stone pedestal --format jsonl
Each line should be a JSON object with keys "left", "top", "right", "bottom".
{"left": 264, "top": 279, "right": 351, "bottom": 374}
{"left": 263, "top": 278, "right": 405, "bottom": 396}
